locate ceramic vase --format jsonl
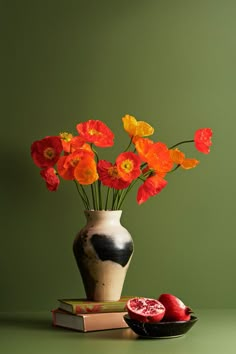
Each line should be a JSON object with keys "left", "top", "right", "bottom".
{"left": 73, "top": 210, "right": 134, "bottom": 301}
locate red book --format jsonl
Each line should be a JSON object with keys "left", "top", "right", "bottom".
{"left": 52, "top": 308, "right": 128, "bottom": 332}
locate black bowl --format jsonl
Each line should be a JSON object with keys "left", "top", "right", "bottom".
{"left": 123, "top": 314, "right": 198, "bottom": 338}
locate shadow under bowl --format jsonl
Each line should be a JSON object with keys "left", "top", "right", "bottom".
{"left": 123, "top": 314, "right": 198, "bottom": 339}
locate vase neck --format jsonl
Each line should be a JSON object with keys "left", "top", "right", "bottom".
{"left": 84, "top": 210, "right": 122, "bottom": 225}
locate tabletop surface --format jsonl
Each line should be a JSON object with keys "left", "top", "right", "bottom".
{"left": 1, "top": 309, "right": 236, "bottom": 354}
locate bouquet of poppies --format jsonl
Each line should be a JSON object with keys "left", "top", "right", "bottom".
{"left": 30, "top": 115, "right": 213, "bottom": 209}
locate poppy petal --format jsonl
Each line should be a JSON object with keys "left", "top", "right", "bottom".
{"left": 74, "top": 158, "right": 99, "bottom": 185}
{"left": 97, "top": 160, "right": 130, "bottom": 190}
{"left": 31, "top": 136, "right": 63, "bottom": 168}
{"left": 194, "top": 128, "right": 213, "bottom": 154}
{"left": 181, "top": 158, "right": 199, "bottom": 169}
{"left": 137, "top": 175, "right": 167, "bottom": 205}
{"left": 116, "top": 152, "right": 141, "bottom": 182}
{"left": 76, "top": 120, "right": 114, "bottom": 147}
{"left": 40, "top": 167, "right": 60, "bottom": 191}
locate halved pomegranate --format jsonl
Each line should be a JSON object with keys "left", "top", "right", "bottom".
{"left": 126, "top": 297, "right": 165, "bottom": 323}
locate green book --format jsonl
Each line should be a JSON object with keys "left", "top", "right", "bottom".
{"left": 58, "top": 296, "right": 133, "bottom": 314}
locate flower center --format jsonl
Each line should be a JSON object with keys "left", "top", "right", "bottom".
{"left": 60, "top": 132, "right": 73, "bottom": 142}
{"left": 89, "top": 129, "right": 101, "bottom": 136}
{"left": 121, "top": 159, "right": 133, "bottom": 173}
{"left": 108, "top": 166, "right": 119, "bottom": 179}
{"left": 70, "top": 158, "right": 80, "bottom": 167}
{"left": 44, "top": 147, "right": 55, "bottom": 160}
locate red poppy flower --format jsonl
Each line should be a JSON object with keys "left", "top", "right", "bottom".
{"left": 116, "top": 152, "right": 141, "bottom": 182}
{"left": 76, "top": 120, "right": 114, "bottom": 147}
{"left": 97, "top": 160, "right": 130, "bottom": 190}
{"left": 40, "top": 167, "right": 60, "bottom": 191}
{"left": 194, "top": 128, "right": 213, "bottom": 154}
{"left": 137, "top": 174, "right": 168, "bottom": 205}
{"left": 31, "top": 136, "right": 63, "bottom": 168}
{"left": 70, "top": 136, "right": 94, "bottom": 155}
{"left": 57, "top": 150, "right": 93, "bottom": 180}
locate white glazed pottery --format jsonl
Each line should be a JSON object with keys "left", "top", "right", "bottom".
{"left": 73, "top": 210, "right": 134, "bottom": 301}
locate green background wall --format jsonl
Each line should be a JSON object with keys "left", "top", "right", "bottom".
{"left": 1, "top": 0, "right": 235, "bottom": 311}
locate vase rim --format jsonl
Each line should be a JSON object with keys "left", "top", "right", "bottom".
{"left": 84, "top": 209, "right": 123, "bottom": 212}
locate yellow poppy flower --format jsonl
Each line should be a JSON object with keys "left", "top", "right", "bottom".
{"left": 122, "top": 115, "right": 154, "bottom": 139}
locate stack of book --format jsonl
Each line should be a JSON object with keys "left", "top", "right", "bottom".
{"left": 52, "top": 296, "right": 133, "bottom": 332}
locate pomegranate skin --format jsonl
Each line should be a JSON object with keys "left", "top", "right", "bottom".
{"left": 158, "top": 294, "right": 192, "bottom": 321}
{"left": 127, "top": 297, "right": 166, "bottom": 323}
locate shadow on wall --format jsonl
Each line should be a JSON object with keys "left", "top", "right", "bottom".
{"left": 1, "top": 144, "right": 40, "bottom": 207}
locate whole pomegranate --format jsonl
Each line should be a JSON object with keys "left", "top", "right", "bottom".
{"left": 158, "top": 293, "right": 192, "bottom": 321}
{"left": 126, "top": 297, "right": 165, "bottom": 323}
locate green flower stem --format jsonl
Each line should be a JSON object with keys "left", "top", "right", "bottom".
{"left": 141, "top": 162, "right": 148, "bottom": 169}
{"left": 116, "top": 179, "right": 139, "bottom": 210}
{"left": 74, "top": 181, "right": 90, "bottom": 209}
{"left": 80, "top": 185, "right": 91, "bottom": 209}
{"left": 98, "top": 180, "right": 102, "bottom": 210}
{"left": 115, "top": 189, "right": 126, "bottom": 210}
{"left": 90, "top": 144, "right": 101, "bottom": 209}
{"left": 112, "top": 189, "right": 119, "bottom": 210}
{"left": 105, "top": 187, "right": 110, "bottom": 210}
{"left": 169, "top": 164, "right": 181, "bottom": 173}
{"left": 169, "top": 139, "right": 194, "bottom": 149}
{"left": 91, "top": 144, "right": 99, "bottom": 162}
{"left": 91, "top": 184, "right": 97, "bottom": 210}
{"left": 115, "top": 190, "right": 124, "bottom": 210}
{"left": 124, "top": 136, "right": 133, "bottom": 152}
{"left": 142, "top": 169, "right": 153, "bottom": 179}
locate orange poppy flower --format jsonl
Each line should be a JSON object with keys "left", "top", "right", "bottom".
{"left": 169, "top": 148, "right": 185, "bottom": 165}
{"left": 181, "top": 158, "right": 199, "bottom": 169}
{"left": 116, "top": 152, "right": 141, "bottom": 182}
{"left": 40, "top": 167, "right": 60, "bottom": 191}
{"left": 76, "top": 120, "right": 114, "bottom": 147}
{"left": 136, "top": 139, "right": 173, "bottom": 175}
{"left": 57, "top": 150, "right": 93, "bottom": 180}
{"left": 170, "top": 148, "right": 199, "bottom": 170}
{"left": 147, "top": 142, "right": 173, "bottom": 175}
{"left": 31, "top": 136, "right": 63, "bottom": 168}
{"left": 194, "top": 128, "right": 213, "bottom": 154}
{"left": 97, "top": 160, "right": 130, "bottom": 190}
{"left": 135, "top": 137, "right": 154, "bottom": 161}
{"left": 122, "top": 115, "right": 154, "bottom": 141}
{"left": 74, "top": 158, "right": 98, "bottom": 185}
{"left": 137, "top": 174, "right": 168, "bottom": 205}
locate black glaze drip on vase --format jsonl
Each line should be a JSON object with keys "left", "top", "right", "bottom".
{"left": 90, "top": 234, "right": 133, "bottom": 267}
{"left": 73, "top": 234, "right": 97, "bottom": 299}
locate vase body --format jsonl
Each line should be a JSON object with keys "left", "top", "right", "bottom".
{"left": 73, "top": 210, "right": 134, "bottom": 301}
